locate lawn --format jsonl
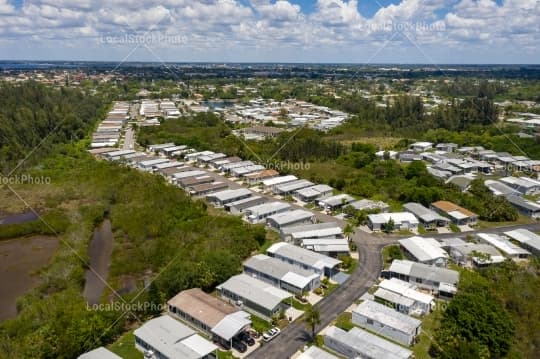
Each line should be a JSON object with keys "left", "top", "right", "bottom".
{"left": 335, "top": 312, "right": 354, "bottom": 331}
{"left": 217, "top": 350, "right": 237, "bottom": 359}
{"left": 108, "top": 331, "right": 143, "bottom": 359}
{"left": 257, "top": 230, "right": 280, "bottom": 254}
{"left": 477, "top": 215, "right": 535, "bottom": 229}
{"left": 412, "top": 305, "right": 444, "bottom": 359}
{"left": 250, "top": 314, "right": 273, "bottom": 334}
{"left": 382, "top": 244, "right": 404, "bottom": 268}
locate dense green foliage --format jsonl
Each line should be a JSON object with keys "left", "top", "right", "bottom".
{"left": 0, "top": 82, "right": 107, "bottom": 172}
{"left": 433, "top": 260, "right": 540, "bottom": 358}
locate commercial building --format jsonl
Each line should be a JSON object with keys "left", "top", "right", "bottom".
{"left": 216, "top": 273, "right": 292, "bottom": 321}
{"left": 324, "top": 326, "right": 413, "bottom": 359}
{"left": 266, "top": 209, "right": 314, "bottom": 230}
{"left": 293, "top": 184, "right": 334, "bottom": 202}
{"left": 134, "top": 315, "right": 218, "bottom": 359}
{"left": 167, "top": 289, "right": 251, "bottom": 347}
{"left": 225, "top": 196, "right": 267, "bottom": 215}
{"left": 377, "top": 278, "right": 434, "bottom": 316}
{"left": 205, "top": 188, "right": 252, "bottom": 207}
{"left": 245, "top": 202, "right": 291, "bottom": 224}
{"left": 78, "top": 347, "right": 121, "bottom": 359}
{"left": 352, "top": 300, "right": 422, "bottom": 346}
{"left": 476, "top": 233, "right": 531, "bottom": 259}
{"left": 430, "top": 201, "right": 478, "bottom": 225}
{"left": 386, "top": 259, "right": 459, "bottom": 297}
{"left": 398, "top": 236, "right": 449, "bottom": 266}
{"left": 266, "top": 242, "right": 342, "bottom": 278}
{"left": 403, "top": 202, "right": 449, "bottom": 229}
{"left": 504, "top": 228, "right": 540, "bottom": 255}
{"left": 367, "top": 212, "right": 419, "bottom": 232}
{"left": 243, "top": 254, "right": 320, "bottom": 294}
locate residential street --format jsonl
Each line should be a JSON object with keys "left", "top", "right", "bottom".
{"left": 249, "top": 232, "right": 396, "bottom": 359}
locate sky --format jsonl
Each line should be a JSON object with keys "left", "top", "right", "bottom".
{"left": 0, "top": 0, "right": 538, "bottom": 64}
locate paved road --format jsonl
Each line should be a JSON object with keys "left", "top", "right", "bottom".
{"left": 249, "top": 232, "right": 396, "bottom": 359}
{"left": 123, "top": 126, "right": 135, "bottom": 150}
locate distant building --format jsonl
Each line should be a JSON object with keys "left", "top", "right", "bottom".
{"left": 410, "top": 142, "right": 433, "bottom": 152}
{"left": 266, "top": 209, "right": 315, "bottom": 230}
{"left": 430, "top": 201, "right": 478, "bottom": 226}
{"left": 500, "top": 176, "right": 540, "bottom": 196}
{"left": 367, "top": 212, "right": 419, "bottom": 232}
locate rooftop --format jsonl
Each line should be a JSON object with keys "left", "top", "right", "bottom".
{"left": 266, "top": 209, "right": 314, "bottom": 226}
{"left": 167, "top": 288, "right": 236, "bottom": 328}
{"left": 389, "top": 259, "right": 459, "bottom": 285}
{"left": 77, "top": 347, "right": 121, "bottom": 359}
{"left": 325, "top": 326, "right": 412, "bottom": 359}
{"left": 403, "top": 202, "right": 449, "bottom": 223}
{"left": 297, "top": 346, "right": 339, "bottom": 359}
{"left": 244, "top": 254, "right": 319, "bottom": 289}
{"left": 267, "top": 242, "right": 342, "bottom": 270}
{"left": 431, "top": 200, "right": 476, "bottom": 218}
{"left": 217, "top": 273, "right": 292, "bottom": 311}
{"left": 477, "top": 233, "right": 531, "bottom": 257}
{"left": 399, "top": 236, "right": 448, "bottom": 262}
{"left": 354, "top": 300, "right": 421, "bottom": 334}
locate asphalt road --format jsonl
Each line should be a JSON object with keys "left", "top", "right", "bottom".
{"left": 123, "top": 126, "right": 135, "bottom": 150}
{"left": 249, "top": 232, "right": 396, "bottom": 359}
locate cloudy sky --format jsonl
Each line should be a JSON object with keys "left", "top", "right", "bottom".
{"left": 0, "top": 0, "right": 539, "bottom": 64}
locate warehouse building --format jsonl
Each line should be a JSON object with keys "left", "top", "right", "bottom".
{"left": 324, "top": 326, "right": 413, "bottom": 359}
{"left": 352, "top": 300, "right": 421, "bottom": 346}
{"left": 216, "top": 273, "right": 292, "bottom": 321}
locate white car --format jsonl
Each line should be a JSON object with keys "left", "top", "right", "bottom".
{"left": 263, "top": 327, "right": 281, "bottom": 342}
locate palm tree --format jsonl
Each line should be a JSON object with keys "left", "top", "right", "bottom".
{"left": 343, "top": 223, "right": 355, "bottom": 240}
{"left": 304, "top": 304, "right": 321, "bottom": 342}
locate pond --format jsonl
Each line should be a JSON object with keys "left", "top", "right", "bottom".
{"left": 83, "top": 219, "right": 114, "bottom": 305}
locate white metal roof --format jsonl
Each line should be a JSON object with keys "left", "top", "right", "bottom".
{"left": 325, "top": 326, "right": 412, "bottom": 359}
{"left": 379, "top": 278, "right": 434, "bottom": 306}
{"left": 398, "top": 236, "right": 448, "bottom": 263}
{"left": 504, "top": 228, "right": 540, "bottom": 252}
{"left": 477, "top": 233, "right": 531, "bottom": 257}
{"left": 374, "top": 288, "right": 415, "bottom": 308}
{"left": 267, "top": 242, "right": 341, "bottom": 270}
{"left": 368, "top": 212, "right": 419, "bottom": 225}
{"left": 354, "top": 300, "right": 421, "bottom": 334}
{"left": 246, "top": 202, "right": 291, "bottom": 216}
{"left": 297, "top": 346, "right": 339, "bottom": 359}
{"left": 172, "top": 170, "right": 207, "bottom": 179}
{"left": 266, "top": 209, "right": 314, "bottom": 226}
{"left": 291, "top": 227, "right": 343, "bottom": 239}
{"left": 389, "top": 259, "right": 459, "bottom": 285}
{"left": 210, "top": 311, "right": 251, "bottom": 341}
{"left": 77, "top": 347, "right": 121, "bottom": 359}
{"left": 207, "top": 188, "right": 252, "bottom": 202}
{"left": 217, "top": 274, "right": 292, "bottom": 311}
{"left": 262, "top": 175, "right": 298, "bottom": 187}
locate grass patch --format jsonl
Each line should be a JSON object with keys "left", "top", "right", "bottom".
{"left": 477, "top": 215, "right": 534, "bottom": 229}
{"left": 258, "top": 230, "right": 280, "bottom": 254}
{"left": 250, "top": 314, "right": 273, "bottom": 334}
{"left": 323, "top": 282, "right": 340, "bottom": 297}
{"left": 217, "top": 350, "right": 236, "bottom": 359}
{"left": 291, "top": 298, "right": 311, "bottom": 311}
{"left": 108, "top": 331, "right": 143, "bottom": 359}
{"left": 449, "top": 223, "right": 461, "bottom": 233}
{"left": 382, "top": 245, "right": 404, "bottom": 268}
{"left": 412, "top": 305, "right": 444, "bottom": 359}
{"left": 335, "top": 312, "right": 354, "bottom": 331}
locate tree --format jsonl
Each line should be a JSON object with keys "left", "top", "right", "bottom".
{"left": 304, "top": 304, "right": 321, "bottom": 341}
{"left": 343, "top": 223, "right": 355, "bottom": 239}
{"left": 382, "top": 218, "right": 395, "bottom": 233}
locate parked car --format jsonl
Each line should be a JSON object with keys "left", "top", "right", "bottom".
{"left": 232, "top": 338, "right": 247, "bottom": 353}
{"left": 263, "top": 327, "right": 281, "bottom": 342}
{"left": 239, "top": 332, "right": 255, "bottom": 346}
